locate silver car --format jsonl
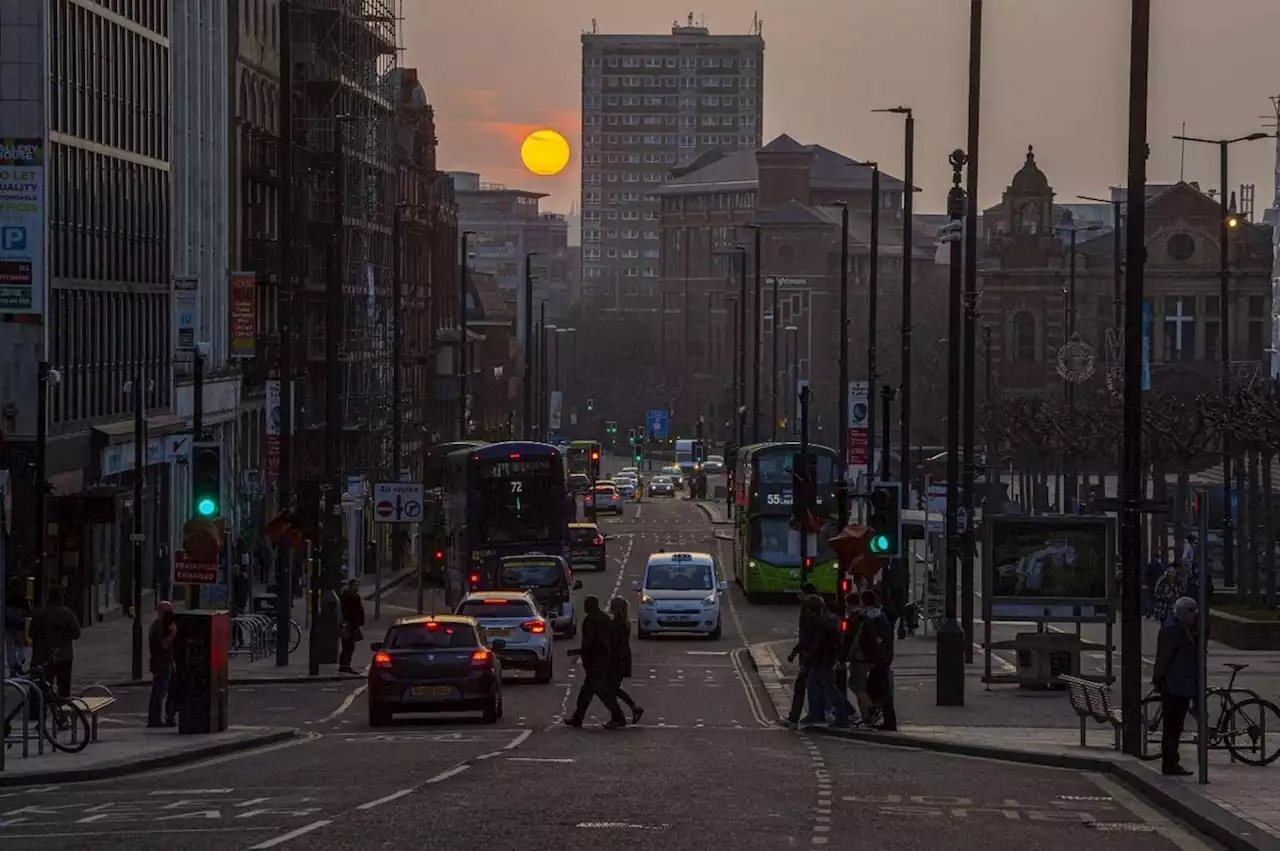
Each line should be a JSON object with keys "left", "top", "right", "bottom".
{"left": 455, "top": 591, "right": 555, "bottom": 683}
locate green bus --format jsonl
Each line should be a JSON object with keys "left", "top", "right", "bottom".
{"left": 566, "top": 440, "right": 602, "bottom": 480}
{"left": 731, "top": 441, "right": 842, "bottom": 600}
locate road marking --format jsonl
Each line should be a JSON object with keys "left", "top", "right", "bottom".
{"left": 2, "top": 828, "right": 277, "bottom": 839}
{"left": 248, "top": 819, "right": 332, "bottom": 849}
{"left": 154, "top": 732, "right": 321, "bottom": 775}
{"left": 355, "top": 789, "right": 414, "bottom": 810}
{"left": 508, "top": 757, "right": 574, "bottom": 763}
{"left": 149, "top": 789, "right": 235, "bottom": 795}
{"left": 320, "top": 684, "right": 367, "bottom": 722}
{"left": 426, "top": 764, "right": 470, "bottom": 784}
{"left": 504, "top": 728, "right": 533, "bottom": 749}
{"left": 576, "top": 822, "right": 671, "bottom": 830}
{"left": 731, "top": 647, "right": 773, "bottom": 728}
{"left": 1085, "top": 773, "right": 1215, "bottom": 851}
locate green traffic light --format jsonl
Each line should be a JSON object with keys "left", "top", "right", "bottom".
{"left": 196, "top": 497, "right": 217, "bottom": 517}
{"left": 870, "top": 534, "right": 891, "bottom": 553}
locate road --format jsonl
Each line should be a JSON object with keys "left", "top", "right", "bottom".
{"left": 0, "top": 474, "right": 1219, "bottom": 850}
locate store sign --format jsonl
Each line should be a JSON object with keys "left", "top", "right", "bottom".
{"left": 229, "top": 271, "right": 256, "bottom": 359}
{"left": 0, "top": 138, "right": 45, "bottom": 315}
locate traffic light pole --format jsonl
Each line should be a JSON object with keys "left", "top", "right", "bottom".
{"left": 798, "top": 385, "right": 812, "bottom": 588}
{"left": 961, "top": 0, "right": 983, "bottom": 666}
{"left": 187, "top": 348, "right": 205, "bottom": 611}
{"left": 131, "top": 368, "right": 145, "bottom": 682}
{"left": 522, "top": 254, "right": 536, "bottom": 440}
{"left": 836, "top": 202, "right": 850, "bottom": 531}
{"left": 274, "top": 0, "right": 295, "bottom": 667}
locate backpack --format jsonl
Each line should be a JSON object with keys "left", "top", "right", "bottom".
{"left": 857, "top": 619, "right": 890, "bottom": 666}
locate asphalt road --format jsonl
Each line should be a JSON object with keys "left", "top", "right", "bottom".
{"left": 0, "top": 488, "right": 1219, "bottom": 851}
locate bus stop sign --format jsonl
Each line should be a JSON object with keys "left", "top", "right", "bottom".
{"left": 647, "top": 409, "right": 668, "bottom": 439}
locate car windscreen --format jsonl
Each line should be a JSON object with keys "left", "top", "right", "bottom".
{"left": 385, "top": 623, "right": 478, "bottom": 649}
{"left": 498, "top": 562, "right": 566, "bottom": 589}
{"left": 645, "top": 563, "right": 714, "bottom": 591}
{"left": 652, "top": 476, "right": 672, "bottom": 484}
{"left": 457, "top": 600, "right": 536, "bottom": 620}
{"left": 663, "top": 467, "right": 681, "bottom": 475}
{"left": 569, "top": 527, "right": 600, "bottom": 544}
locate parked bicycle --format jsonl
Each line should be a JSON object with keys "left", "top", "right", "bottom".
{"left": 1140, "top": 662, "right": 1280, "bottom": 766}
{"left": 3, "top": 653, "right": 92, "bottom": 754}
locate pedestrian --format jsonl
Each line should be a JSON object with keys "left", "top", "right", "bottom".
{"left": 338, "top": 579, "right": 366, "bottom": 674}
{"left": 564, "top": 595, "right": 627, "bottom": 729}
{"left": 859, "top": 589, "right": 898, "bottom": 731}
{"left": 781, "top": 582, "right": 821, "bottom": 729}
{"left": 842, "top": 592, "right": 873, "bottom": 724}
{"left": 1153, "top": 596, "right": 1199, "bottom": 777}
{"left": 233, "top": 565, "right": 251, "bottom": 618}
{"left": 29, "top": 587, "right": 80, "bottom": 697}
{"left": 1151, "top": 562, "right": 1186, "bottom": 625}
{"left": 607, "top": 596, "right": 643, "bottom": 724}
{"left": 1142, "top": 555, "right": 1165, "bottom": 619}
{"left": 800, "top": 596, "right": 847, "bottom": 727}
{"left": 4, "top": 574, "right": 31, "bottom": 677}
{"left": 1181, "top": 534, "right": 1196, "bottom": 571}
{"left": 148, "top": 601, "right": 179, "bottom": 728}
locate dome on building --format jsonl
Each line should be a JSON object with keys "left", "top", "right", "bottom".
{"left": 1011, "top": 145, "right": 1049, "bottom": 195}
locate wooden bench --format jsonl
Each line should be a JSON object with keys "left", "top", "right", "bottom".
{"left": 1059, "top": 675, "right": 1122, "bottom": 750}
{"left": 69, "top": 686, "right": 118, "bottom": 743}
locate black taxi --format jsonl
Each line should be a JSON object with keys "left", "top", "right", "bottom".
{"left": 568, "top": 522, "right": 608, "bottom": 571}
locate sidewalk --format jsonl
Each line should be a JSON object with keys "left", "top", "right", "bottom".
{"left": 748, "top": 637, "right": 1280, "bottom": 851}
{"left": 0, "top": 725, "right": 295, "bottom": 786}
{"left": 696, "top": 500, "right": 734, "bottom": 525}
{"left": 59, "top": 566, "right": 425, "bottom": 688}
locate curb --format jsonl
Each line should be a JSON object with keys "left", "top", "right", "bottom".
{"left": 361, "top": 568, "right": 416, "bottom": 600}
{"left": 694, "top": 501, "right": 734, "bottom": 526}
{"left": 0, "top": 728, "right": 298, "bottom": 787}
{"left": 745, "top": 641, "right": 1280, "bottom": 851}
{"left": 103, "top": 672, "right": 366, "bottom": 689}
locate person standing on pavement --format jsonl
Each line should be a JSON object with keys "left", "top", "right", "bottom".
{"left": 801, "top": 597, "right": 847, "bottom": 728}
{"left": 564, "top": 595, "right": 627, "bottom": 729}
{"left": 4, "top": 574, "right": 31, "bottom": 676}
{"left": 782, "top": 582, "right": 821, "bottom": 728}
{"left": 859, "top": 589, "right": 898, "bottom": 731}
{"left": 338, "top": 580, "right": 366, "bottom": 674}
{"left": 1153, "top": 596, "right": 1199, "bottom": 777}
{"left": 29, "top": 587, "right": 80, "bottom": 697}
{"left": 842, "top": 592, "right": 873, "bottom": 724}
{"left": 607, "top": 596, "right": 643, "bottom": 724}
{"left": 148, "top": 601, "right": 179, "bottom": 727}
{"left": 232, "top": 566, "right": 251, "bottom": 618}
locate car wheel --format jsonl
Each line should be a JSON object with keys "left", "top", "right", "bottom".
{"left": 709, "top": 619, "right": 723, "bottom": 640}
{"left": 369, "top": 705, "right": 393, "bottom": 727}
{"left": 565, "top": 619, "right": 578, "bottom": 639}
{"left": 482, "top": 690, "right": 501, "bottom": 723}
{"left": 535, "top": 658, "right": 554, "bottom": 684}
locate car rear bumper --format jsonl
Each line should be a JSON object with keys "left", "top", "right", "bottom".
{"left": 570, "top": 558, "right": 607, "bottom": 570}
{"left": 637, "top": 611, "right": 720, "bottom": 634}
{"left": 368, "top": 677, "right": 497, "bottom": 712}
{"left": 496, "top": 647, "right": 550, "bottom": 669}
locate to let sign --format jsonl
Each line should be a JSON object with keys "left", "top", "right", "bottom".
{"left": 174, "top": 550, "right": 219, "bottom": 584}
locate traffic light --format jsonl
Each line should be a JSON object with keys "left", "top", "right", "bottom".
{"left": 587, "top": 398, "right": 595, "bottom": 411}
{"left": 628, "top": 427, "right": 636, "bottom": 445}
{"left": 867, "top": 481, "right": 902, "bottom": 557}
{"left": 182, "top": 516, "right": 225, "bottom": 562}
{"left": 606, "top": 421, "right": 617, "bottom": 435}
{"left": 590, "top": 449, "right": 600, "bottom": 463}
{"left": 192, "top": 442, "right": 223, "bottom": 518}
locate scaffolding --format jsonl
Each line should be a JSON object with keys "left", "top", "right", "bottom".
{"left": 287, "top": 0, "right": 400, "bottom": 480}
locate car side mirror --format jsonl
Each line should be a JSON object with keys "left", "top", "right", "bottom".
{"left": 631, "top": 580, "right": 641, "bottom": 592}
{"left": 491, "top": 639, "right": 507, "bottom": 651}
{"left": 718, "top": 580, "right": 729, "bottom": 592}
{"left": 369, "top": 642, "right": 383, "bottom": 652}
{"left": 573, "top": 580, "right": 584, "bottom": 590}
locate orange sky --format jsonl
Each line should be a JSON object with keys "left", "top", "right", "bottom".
{"left": 404, "top": 0, "right": 1280, "bottom": 219}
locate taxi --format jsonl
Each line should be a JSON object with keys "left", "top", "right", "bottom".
{"left": 631, "top": 551, "right": 728, "bottom": 640}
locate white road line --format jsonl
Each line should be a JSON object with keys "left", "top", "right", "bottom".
{"left": 248, "top": 819, "right": 333, "bottom": 849}
{"left": 320, "top": 683, "right": 367, "bottom": 722}
{"left": 355, "top": 789, "right": 414, "bottom": 810}
{"left": 473, "top": 751, "right": 504, "bottom": 760}
{"left": 426, "top": 764, "right": 471, "bottom": 784}
{"left": 504, "top": 728, "right": 533, "bottom": 749}
{"left": 154, "top": 732, "right": 321, "bottom": 775}
{"left": 508, "top": 756, "right": 575, "bottom": 763}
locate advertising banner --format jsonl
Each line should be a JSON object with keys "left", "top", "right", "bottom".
{"left": 265, "top": 379, "right": 281, "bottom": 482}
{"left": 982, "top": 515, "right": 1114, "bottom": 623}
{"left": 0, "top": 138, "right": 45, "bottom": 315}
{"left": 229, "top": 271, "right": 256, "bottom": 359}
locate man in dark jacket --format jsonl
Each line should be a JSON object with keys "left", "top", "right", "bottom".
{"left": 338, "top": 580, "right": 366, "bottom": 674}
{"left": 860, "top": 589, "right": 898, "bottom": 731}
{"left": 1153, "top": 596, "right": 1199, "bottom": 776}
{"left": 29, "top": 588, "right": 81, "bottom": 697}
{"left": 148, "top": 601, "right": 179, "bottom": 727}
{"left": 782, "top": 583, "right": 820, "bottom": 728}
{"left": 802, "top": 598, "right": 847, "bottom": 727}
{"left": 565, "top": 595, "right": 627, "bottom": 729}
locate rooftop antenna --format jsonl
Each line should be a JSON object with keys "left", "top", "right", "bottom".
{"left": 1179, "top": 121, "right": 1187, "bottom": 182}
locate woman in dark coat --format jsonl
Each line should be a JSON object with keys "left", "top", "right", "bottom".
{"left": 608, "top": 596, "right": 643, "bottom": 724}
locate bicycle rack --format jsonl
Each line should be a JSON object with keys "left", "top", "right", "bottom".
{"left": 3, "top": 677, "right": 45, "bottom": 759}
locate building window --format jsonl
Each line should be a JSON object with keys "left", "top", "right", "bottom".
{"left": 1166, "top": 233, "right": 1196, "bottom": 262}
{"left": 1011, "top": 311, "right": 1037, "bottom": 362}
{"left": 1163, "top": 296, "right": 1195, "bottom": 362}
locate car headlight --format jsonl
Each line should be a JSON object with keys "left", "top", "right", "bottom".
{"left": 640, "top": 595, "right": 655, "bottom": 607}
{"left": 701, "top": 595, "right": 717, "bottom": 609}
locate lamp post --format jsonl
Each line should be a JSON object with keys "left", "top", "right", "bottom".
{"left": 770, "top": 270, "right": 780, "bottom": 441}
{"left": 459, "top": 231, "right": 474, "bottom": 438}
{"left": 522, "top": 252, "right": 539, "bottom": 439}
{"left": 750, "top": 224, "right": 763, "bottom": 442}
{"left": 1050, "top": 221, "right": 1102, "bottom": 511}
{"left": 1171, "top": 130, "right": 1271, "bottom": 589}
{"left": 784, "top": 326, "right": 798, "bottom": 435}
{"left": 833, "top": 200, "right": 851, "bottom": 528}
{"left": 873, "top": 107, "right": 915, "bottom": 497}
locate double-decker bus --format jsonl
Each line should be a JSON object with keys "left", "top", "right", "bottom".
{"left": 731, "top": 441, "right": 842, "bottom": 600}
{"left": 440, "top": 441, "right": 573, "bottom": 607}
{"left": 566, "top": 439, "right": 602, "bottom": 480}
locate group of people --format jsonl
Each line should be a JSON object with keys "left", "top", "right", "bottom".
{"left": 562, "top": 594, "right": 644, "bottom": 729}
{"left": 782, "top": 583, "right": 897, "bottom": 731}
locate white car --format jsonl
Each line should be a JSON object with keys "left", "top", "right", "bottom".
{"left": 614, "top": 475, "right": 638, "bottom": 497}
{"left": 455, "top": 591, "right": 555, "bottom": 683}
{"left": 632, "top": 552, "right": 727, "bottom": 640}
{"left": 703, "top": 455, "right": 724, "bottom": 474}
{"left": 661, "top": 465, "right": 685, "bottom": 489}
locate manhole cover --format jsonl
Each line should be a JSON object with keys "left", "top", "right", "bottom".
{"left": 1086, "top": 822, "right": 1157, "bottom": 833}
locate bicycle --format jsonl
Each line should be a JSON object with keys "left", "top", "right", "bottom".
{"left": 1139, "top": 662, "right": 1280, "bottom": 766}
{"left": 3, "top": 655, "right": 92, "bottom": 754}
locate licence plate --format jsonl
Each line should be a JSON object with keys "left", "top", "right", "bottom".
{"left": 570, "top": 549, "right": 593, "bottom": 558}
{"left": 410, "top": 685, "right": 454, "bottom": 698}
{"left": 487, "top": 628, "right": 511, "bottom": 636}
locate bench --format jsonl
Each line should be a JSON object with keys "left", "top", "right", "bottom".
{"left": 68, "top": 685, "right": 117, "bottom": 743}
{"left": 1059, "top": 675, "right": 1122, "bottom": 751}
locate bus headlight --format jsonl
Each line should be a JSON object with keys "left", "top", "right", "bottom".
{"left": 748, "top": 560, "right": 757, "bottom": 570}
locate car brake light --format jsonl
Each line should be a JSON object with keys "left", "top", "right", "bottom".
{"left": 593, "top": 536, "right": 604, "bottom": 546}
{"left": 469, "top": 573, "right": 479, "bottom": 584}
{"left": 840, "top": 619, "right": 849, "bottom": 633}
{"left": 610, "top": 495, "right": 618, "bottom": 501}
{"left": 425, "top": 621, "right": 440, "bottom": 630}
{"left": 509, "top": 453, "right": 521, "bottom": 459}
{"left": 521, "top": 620, "right": 546, "bottom": 634}
{"left": 470, "top": 649, "right": 493, "bottom": 668}
{"left": 374, "top": 651, "right": 392, "bottom": 668}
{"left": 483, "top": 598, "right": 508, "bottom": 605}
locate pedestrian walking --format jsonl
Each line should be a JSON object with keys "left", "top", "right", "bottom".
{"left": 1152, "top": 562, "right": 1186, "bottom": 624}
{"left": 859, "top": 589, "right": 898, "bottom": 731}
{"left": 564, "top": 595, "right": 627, "bottom": 729}
{"left": 842, "top": 592, "right": 873, "bottom": 724}
{"left": 800, "top": 597, "right": 847, "bottom": 727}
{"left": 4, "top": 574, "right": 31, "bottom": 677}
{"left": 233, "top": 566, "right": 251, "bottom": 618}
{"left": 338, "top": 580, "right": 366, "bottom": 674}
{"left": 608, "top": 596, "right": 643, "bottom": 724}
{"left": 1153, "top": 596, "right": 1199, "bottom": 777}
{"left": 148, "top": 601, "right": 178, "bottom": 728}
{"left": 29, "top": 587, "right": 80, "bottom": 697}
{"left": 1143, "top": 556, "right": 1165, "bottom": 619}
{"left": 781, "top": 582, "right": 821, "bottom": 729}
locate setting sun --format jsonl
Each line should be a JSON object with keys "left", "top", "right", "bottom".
{"left": 520, "top": 129, "right": 571, "bottom": 177}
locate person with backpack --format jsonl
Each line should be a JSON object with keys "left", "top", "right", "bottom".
{"left": 857, "top": 589, "right": 897, "bottom": 731}
{"left": 799, "top": 597, "right": 848, "bottom": 728}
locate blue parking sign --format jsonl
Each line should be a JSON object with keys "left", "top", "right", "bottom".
{"left": 1, "top": 226, "right": 26, "bottom": 251}
{"left": 647, "top": 409, "right": 668, "bottom": 439}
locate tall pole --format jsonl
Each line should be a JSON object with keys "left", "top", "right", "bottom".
{"left": 539, "top": 302, "right": 547, "bottom": 440}
{"left": 770, "top": 273, "right": 780, "bottom": 440}
{"left": 391, "top": 210, "right": 405, "bottom": 593}
{"left": 960, "top": 0, "right": 983, "bottom": 666}
{"left": 880, "top": 384, "right": 893, "bottom": 481}
{"left": 936, "top": 149, "right": 968, "bottom": 707}
{"left": 274, "top": 0, "right": 295, "bottom": 666}
{"left": 798, "top": 385, "right": 812, "bottom": 587}
{"left": 459, "top": 232, "right": 471, "bottom": 439}
{"left": 131, "top": 372, "right": 144, "bottom": 681}
{"left": 900, "top": 112, "right": 915, "bottom": 495}
{"left": 321, "top": 115, "right": 345, "bottom": 666}
{"left": 1119, "top": 0, "right": 1152, "bottom": 756}
{"left": 837, "top": 202, "right": 850, "bottom": 529}
{"left": 751, "top": 226, "right": 762, "bottom": 442}
{"left": 33, "top": 362, "right": 49, "bottom": 607}
{"left": 867, "top": 165, "right": 880, "bottom": 483}
{"left": 737, "top": 247, "right": 747, "bottom": 447}
{"left": 1066, "top": 227, "right": 1078, "bottom": 509}
{"left": 1218, "top": 141, "right": 1235, "bottom": 588}
{"left": 523, "top": 253, "right": 535, "bottom": 439}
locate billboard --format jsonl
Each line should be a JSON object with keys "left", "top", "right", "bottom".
{"left": 982, "top": 515, "right": 1114, "bottom": 623}
{"left": 0, "top": 138, "right": 45, "bottom": 315}
{"left": 229, "top": 271, "right": 256, "bottom": 359}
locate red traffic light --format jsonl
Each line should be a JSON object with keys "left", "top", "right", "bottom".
{"left": 591, "top": 451, "right": 600, "bottom": 461}
{"left": 434, "top": 550, "right": 444, "bottom": 561}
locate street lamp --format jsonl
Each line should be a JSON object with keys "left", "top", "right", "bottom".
{"left": 873, "top": 107, "right": 915, "bottom": 497}
{"left": 1170, "top": 130, "right": 1272, "bottom": 588}
{"left": 523, "top": 252, "right": 540, "bottom": 439}
{"left": 459, "top": 231, "right": 475, "bottom": 438}
{"left": 748, "top": 224, "right": 763, "bottom": 442}
{"left": 1078, "top": 195, "right": 1125, "bottom": 334}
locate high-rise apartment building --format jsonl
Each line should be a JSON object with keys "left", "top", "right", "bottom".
{"left": 580, "top": 15, "right": 764, "bottom": 301}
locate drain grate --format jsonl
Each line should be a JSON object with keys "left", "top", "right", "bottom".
{"left": 1086, "top": 822, "right": 1158, "bottom": 833}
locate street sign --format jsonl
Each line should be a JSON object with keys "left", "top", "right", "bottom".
{"left": 847, "top": 381, "right": 869, "bottom": 474}
{"left": 173, "top": 276, "right": 199, "bottom": 351}
{"left": 174, "top": 550, "right": 219, "bottom": 584}
{"left": 646, "top": 409, "right": 668, "bottom": 439}
{"left": 373, "top": 481, "right": 425, "bottom": 523}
